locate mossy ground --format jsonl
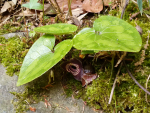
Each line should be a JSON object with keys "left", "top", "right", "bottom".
{"left": 10, "top": 70, "right": 52, "bottom": 113}
{"left": 1, "top": 1, "right": 150, "bottom": 112}
{"left": 0, "top": 34, "right": 39, "bottom": 76}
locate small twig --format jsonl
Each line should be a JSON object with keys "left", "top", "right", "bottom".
{"left": 49, "top": 0, "right": 65, "bottom": 22}
{"left": 35, "top": 10, "right": 38, "bottom": 21}
{"left": 130, "top": 7, "right": 150, "bottom": 20}
{"left": 123, "top": 60, "right": 150, "bottom": 95}
{"left": 108, "top": 63, "right": 123, "bottom": 104}
{"left": 0, "top": 15, "right": 10, "bottom": 27}
{"left": 25, "top": 100, "right": 30, "bottom": 105}
{"left": 53, "top": 0, "right": 63, "bottom": 14}
{"left": 115, "top": 52, "right": 126, "bottom": 67}
{"left": 121, "top": 0, "right": 129, "bottom": 19}
{"left": 109, "top": 77, "right": 117, "bottom": 104}
{"left": 109, "top": 52, "right": 115, "bottom": 89}
{"left": 68, "top": 0, "right": 73, "bottom": 16}
{"left": 42, "top": 0, "right": 45, "bottom": 24}
{"left": 145, "top": 74, "right": 150, "bottom": 103}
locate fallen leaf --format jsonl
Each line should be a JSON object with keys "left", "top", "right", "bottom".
{"left": 71, "top": 8, "right": 83, "bottom": 17}
{"left": 70, "top": 16, "right": 81, "bottom": 26}
{"left": 68, "top": 13, "right": 87, "bottom": 26}
{"left": 104, "top": 0, "right": 113, "bottom": 6}
{"left": 77, "top": 13, "right": 88, "bottom": 21}
{"left": 44, "top": 4, "right": 56, "bottom": 15}
{"left": 12, "top": 0, "right": 17, "bottom": 5}
{"left": 1, "top": 1, "right": 15, "bottom": 13}
{"left": 82, "top": 0, "right": 103, "bottom": 13}
{"left": 52, "top": 0, "right": 82, "bottom": 11}
{"left": 0, "top": 15, "right": 10, "bottom": 27}
{"left": 17, "top": 9, "right": 36, "bottom": 16}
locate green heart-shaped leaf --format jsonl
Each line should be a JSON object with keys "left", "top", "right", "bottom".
{"left": 34, "top": 23, "right": 78, "bottom": 35}
{"left": 73, "top": 16, "right": 142, "bottom": 52}
{"left": 22, "top": 0, "right": 43, "bottom": 10}
{"left": 17, "top": 34, "right": 73, "bottom": 86}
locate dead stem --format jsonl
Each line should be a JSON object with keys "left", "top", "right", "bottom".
{"left": 145, "top": 74, "right": 150, "bottom": 103}
{"left": 121, "top": 0, "right": 129, "bottom": 19}
{"left": 108, "top": 63, "right": 123, "bottom": 104}
{"left": 123, "top": 60, "right": 150, "bottom": 95}
{"left": 68, "top": 0, "right": 73, "bottom": 16}
{"left": 49, "top": 0, "right": 65, "bottom": 22}
{"left": 115, "top": 52, "right": 126, "bottom": 67}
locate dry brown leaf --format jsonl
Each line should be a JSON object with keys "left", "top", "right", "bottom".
{"left": 104, "top": 0, "right": 112, "bottom": 6}
{"left": 1, "top": 1, "right": 15, "bottom": 13}
{"left": 67, "top": 13, "right": 87, "bottom": 26}
{"left": 53, "top": 0, "right": 82, "bottom": 11}
{"left": 71, "top": 8, "right": 83, "bottom": 17}
{"left": 12, "top": 0, "right": 17, "bottom": 5}
{"left": 17, "top": 9, "right": 36, "bottom": 16}
{"left": 44, "top": 4, "right": 56, "bottom": 14}
{"left": 0, "top": 15, "right": 10, "bottom": 27}
{"left": 82, "top": 0, "right": 103, "bottom": 13}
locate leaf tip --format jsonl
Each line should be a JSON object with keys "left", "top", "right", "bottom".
{"left": 16, "top": 81, "right": 21, "bottom": 86}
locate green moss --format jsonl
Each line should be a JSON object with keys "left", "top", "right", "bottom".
{"left": 10, "top": 86, "right": 43, "bottom": 113}
{"left": 80, "top": 63, "right": 150, "bottom": 112}
{"left": 10, "top": 91, "right": 29, "bottom": 113}
{"left": 0, "top": 36, "right": 38, "bottom": 76}
{"left": 10, "top": 75, "right": 50, "bottom": 113}
{"left": 83, "top": 69, "right": 113, "bottom": 111}
{"left": 0, "top": 23, "right": 21, "bottom": 35}
{"left": 62, "top": 73, "right": 83, "bottom": 97}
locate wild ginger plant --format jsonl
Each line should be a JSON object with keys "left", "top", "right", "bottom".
{"left": 17, "top": 16, "right": 142, "bottom": 86}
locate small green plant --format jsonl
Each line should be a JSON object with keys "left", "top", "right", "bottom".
{"left": 136, "top": 0, "right": 150, "bottom": 14}
{"left": 137, "top": 0, "right": 143, "bottom": 14}
{"left": 17, "top": 16, "right": 142, "bottom": 86}
{"left": 22, "top": 0, "right": 43, "bottom": 10}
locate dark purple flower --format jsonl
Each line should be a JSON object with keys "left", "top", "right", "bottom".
{"left": 62, "top": 58, "right": 97, "bottom": 87}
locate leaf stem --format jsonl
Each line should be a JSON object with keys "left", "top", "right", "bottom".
{"left": 123, "top": 60, "right": 150, "bottom": 95}
{"left": 49, "top": 0, "right": 65, "bottom": 22}
{"left": 109, "top": 52, "right": 115, "bottom": 88}
{"left": 43, "top": 0, "right": 45, "bottom": 24}
{"left": 68, "top": 0, "right": 73, "bottom": 16}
